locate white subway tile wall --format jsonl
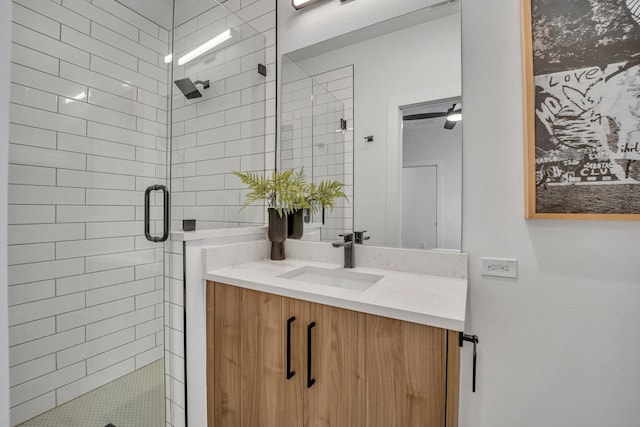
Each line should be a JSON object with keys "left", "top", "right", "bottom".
{"left": 170, "top": 0, "right": 274, "bottom": 232}
{"left": 281, "top": 66, "right": 354, "bottom": 241}
{"left": 8, "top": 0, "right": 168, "bottom": 425}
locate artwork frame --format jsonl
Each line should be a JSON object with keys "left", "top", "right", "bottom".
{"left": 522, "top": 0, "right": 640, "bottom": 220}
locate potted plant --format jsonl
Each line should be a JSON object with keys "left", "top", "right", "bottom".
{"left": 281, "top": 167, "right": 310, "bottom": 239}
{"left": 286, "top": 168, "right": 307, "bottom": 239}
{"left": 305, "top": 180, "right": 348, "bottom": 217}
{"left": 287, "top": 177, "right": 349, "bottom": 239}
{"left": 233, "top": 169, "right": 308, "bottom": 260}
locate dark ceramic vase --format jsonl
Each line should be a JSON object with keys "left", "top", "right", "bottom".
{"left": 287, "top": 209, "right": 304, "bottom": 239}
{"left": 268, "top": 208, "right": 287, "bottom": 260}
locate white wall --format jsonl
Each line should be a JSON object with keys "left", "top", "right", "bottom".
{"left": 293, "top": 13, "right": 461, "bottom": 246}
{"left": 460, "top": 1, "right": 640, "bottom": 426}
{"left": 281, "top": 0, "right": 640, "bottom": 425}
{"left": 1, "top": 0, "right": 11, "bottom": 425}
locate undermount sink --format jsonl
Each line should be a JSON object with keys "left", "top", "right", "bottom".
{"left": 278, "top": 266, "right": 383, "bottom": 291}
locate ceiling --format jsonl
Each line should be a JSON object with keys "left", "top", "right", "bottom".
{"left": 116, "top": 0, "right": 224, "bottom": 30}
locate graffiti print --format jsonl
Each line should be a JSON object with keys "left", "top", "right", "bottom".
{"left": 524, "top": 0, "right": 640, "bottom": 218}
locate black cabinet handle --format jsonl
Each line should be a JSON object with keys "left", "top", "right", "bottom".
{"left": 472, "top": 343, "right": 477, "bottom": 392}
{"left": 286, "top": 316, "right": 296, "bottom": 380}
{"left": 144, "top": 185, "right": 169, "bottom": 242}
{"left": 307, "top": 322, "right": 316, "bottom": 388}
{"left": 459, "top": 332, "right": 480, "bottom": 393}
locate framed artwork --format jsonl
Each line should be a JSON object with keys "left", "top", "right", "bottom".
{"left": 522, "top": 0, "right": 640, "bottom": 219}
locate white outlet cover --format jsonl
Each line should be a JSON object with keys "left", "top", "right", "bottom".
{"left": 480, "top": 257, "right": 518, "bottom": 278}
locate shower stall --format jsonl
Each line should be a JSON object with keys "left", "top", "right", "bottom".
{"left": 6, "top": 0, "right": 271, "bottom": 425}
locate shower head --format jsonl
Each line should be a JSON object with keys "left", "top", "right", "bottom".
{"left": 174, "top": 78, "right": 210, "bottom": 99}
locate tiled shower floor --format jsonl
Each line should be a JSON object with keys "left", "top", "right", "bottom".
{"left": 17, "top": 360, "right": 165, "bottom": 427}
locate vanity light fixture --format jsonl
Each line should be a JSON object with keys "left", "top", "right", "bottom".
{"left": 178, "top": 29, "right": 233, "bottom": 66}
{"left": 292, "top": 0, "right": 324, "bottom": 10}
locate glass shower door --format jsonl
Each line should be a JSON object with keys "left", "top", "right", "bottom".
{"left": 7, "top": 0, "right": 171, "bottom": 425}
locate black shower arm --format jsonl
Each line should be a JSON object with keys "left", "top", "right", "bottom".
{"left": 193, "top": 80, "right": 210, "bottom": 89}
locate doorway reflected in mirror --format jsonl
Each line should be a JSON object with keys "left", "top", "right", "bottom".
{"left": 400, "top": 99, "right": 462, "bottom": 251}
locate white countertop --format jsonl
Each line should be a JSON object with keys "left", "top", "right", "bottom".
{"left": 204, "top": 254, "right": 467, "bottom": 331}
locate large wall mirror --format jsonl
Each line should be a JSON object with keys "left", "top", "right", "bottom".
{"left": 279, "top": 0, "right": 462, "bottom": 250}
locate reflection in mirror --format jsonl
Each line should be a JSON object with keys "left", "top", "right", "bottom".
{"left": 279, "top": 0, "right": 461, "bottom": 250}
{"left": 280, "top": 57, "right": 352, "bottom": 241}
{"left": 400, "top": 99, "right": 462, "bottom": 250}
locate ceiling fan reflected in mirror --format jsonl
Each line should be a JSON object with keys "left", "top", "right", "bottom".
{"left": 403, "top": 103, "right": 462, "bottom": 129}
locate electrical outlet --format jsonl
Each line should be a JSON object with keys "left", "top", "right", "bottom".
{"left": 480, "top": 257, "right": 518, "bottom": 278}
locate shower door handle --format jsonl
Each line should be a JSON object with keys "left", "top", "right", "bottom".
{"left": 144, "top": 185, "right": 170, "bottom": 242}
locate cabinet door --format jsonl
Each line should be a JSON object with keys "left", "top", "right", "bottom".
{"left": 284, "top": 298, "right": 365, "bottom": 427}
{"left": 365, "top": 315, "right": 447, "bottom": 427}
{"left": 306, "top": 302, "right": 365, "bottom": 427}
{"left": 207, "top": 282, "right": 285, "bottom": 427}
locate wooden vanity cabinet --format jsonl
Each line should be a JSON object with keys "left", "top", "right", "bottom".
{"left": 206, "top": 281, "right": 460, "bottom": 427}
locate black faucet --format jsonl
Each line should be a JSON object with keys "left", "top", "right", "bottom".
{"left": 354, "top": 230, "right": 370, "bottom": 245}
{"left": 332, "top": 233, "right": 355, "bottom": 268}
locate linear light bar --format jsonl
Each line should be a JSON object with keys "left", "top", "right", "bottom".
{"left": 178, "top": 29, "right": 232, "bottom": 66}
{"left": 292, "top": 0, "right": 324, "bottom": 10}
